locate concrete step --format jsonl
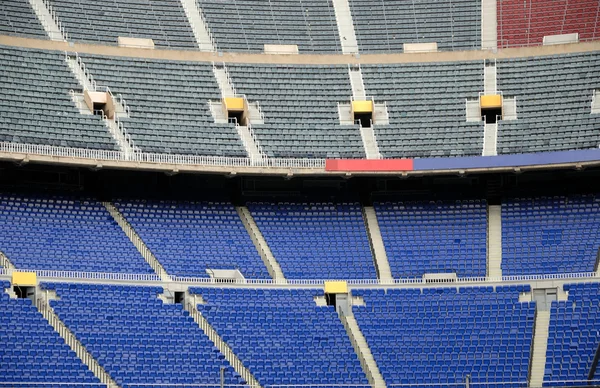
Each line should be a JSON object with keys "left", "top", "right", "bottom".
{"left": 237, "top": 206, "right": 286, "bottom": 282}
{"left": 481, "top": 0, "right": 498, "bottom": 49}
{"left": 363, "top": 207, "right": 393, "bottom": 282}
{"left": 529, "top": 310, "right": 551, "bottom": 388}
{"left": 102, "top": 202, "right": 171, "bottom": 282}
{"left": 331, "top": 0, "right": 358, "bottom": 54}
{"left": 341, "top": 313, "right": 386, "bottom": 388}
{"left": 35, "top": 291, "right": 118, "bottom": 387}
{"left": 180, "top": 0, "right": 215, "bottom": 51}
{"left": 28, "top": 0, "right": 66, "bottom": 41}
{"left": 484, "top": 63, "right": 497, "bottom": 94}
{"left": 482, "top": 122, "right": 498, "bottom": 156}
{"left": 349, "top": 67, "right": 366, "bottom": 98}
{"left": 185, "top": 300, "right": 261, "bottom": 388}
{"left": 487, "top": 205, "right": 502, "bottom": 278}
{"left": 359, "top": 127, "right": 382, "bottom": 160}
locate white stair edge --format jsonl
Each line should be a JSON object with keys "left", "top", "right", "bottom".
{"left": 359, "top": 127, "right": 382, "bottom": 159}
{"left": 102, "top": 202, "right": 171, "bottom": 282}
{"left": 185, "top": 300, "right": 262, "bottom": 388}
{"left": 481, "top": 0, "right": 498, "bottom": 50}
{"left": 180, "top": 0, "right": 216, "bottom": 51}
{"left": 331, "top": 0, "right": 359, "bottom": 54}
{"left": 28, "top": 0, "right": 67, "bottom": 41}
{"left": 349, "top": 66, "right": 366, "bottom": 99}
{"left": 484, "top": 62, "right": 497, "bottom": 94}
{"left": 236, "top": 206, "right": 286, "bottom": 282}
{"left": 592, "top": 90, "right": 600, "bottom": 114}
{"left": 487, "top": 205, "right": 502, "bottom": 278}
{"left": 529, "top": 310, "right": 551, "bottom": 388}
{"left": 340, "top": 312, "right": 387, "bottom": 388}
{"left": 482, "top": 122, "right": 498, "bottom": 156}
{"left": 35, "top": 292, "right": 118, "bottom": 388}
{"left": 363, "top": 207, "right": 393, "bottom": 282}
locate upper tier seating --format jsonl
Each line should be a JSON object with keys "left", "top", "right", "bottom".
{"left": 497, "top": 53, "right": 600, "bottom": 155}
{"left": 353, "top": 286, "right": 534, "bottom": 387}
{"left": 375, "top": 200, "right": 487, "bottom": 279}
{"left": 361, "top": 62, "right": 484, "bottom": 158}
{"left": 227, "top": 64, "right": 365, "bottom": 158}
{"left": 498, "top": 0, "right": 600, "bottom": 48}
{"left": 198, "top": 0, "right": 342, "bottom": 53}
{"left": 248, "top": 202, "right": 376, "bottom": 279}
{"left": 0, "top": 280, "right": 100, "bottom": 386}
{"left": 0, "top": 195, "right": 151, "bottom": 273}
{"left": 349, "top": 0, "right": 481, "bottom": 53}
{"left": 190, "top": 287, "right": 368, "bottom": 386}
{"left": 116, "top": 200, "right": 269, "bottom": 279}
{"left": 544, "top": 283, "right": 600, "bottom": 386}
{"left": 46, "top": 283, "right": 239, "bottom": 387}
{"left": 80, "top": 54, "right": 247, "bottom": 157}
{"left": 502, "top": 195, "right": 600, "bottom": 276}
{"left": 48, "top": 0, "right": 197, "bottom": 49}
{"left": 0, "top": 0, "right": 48, "bottom": 39}
{"left": 0, "top": 46, "right": 118, "bottom": 150}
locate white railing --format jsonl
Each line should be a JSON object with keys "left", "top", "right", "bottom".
{"left": 39, "top": 0, "right": 69, "bottom": 41}
{"left": 0, "top": 268, "right": 597, "bottom": 287}
{"left": 0, "top": 142, "right": 325, "bottom": 169}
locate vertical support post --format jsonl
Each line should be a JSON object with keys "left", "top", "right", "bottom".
{"left": 220, "top": 366, "right": 225, "bottom": 388}
{"left": 465, "top": 374, "right": 471, "bottom": 388}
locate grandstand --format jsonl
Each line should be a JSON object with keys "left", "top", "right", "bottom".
{"left": 2, "top": 0, "right": 600, "bottom": 387}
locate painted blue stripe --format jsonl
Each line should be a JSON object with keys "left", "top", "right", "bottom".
{"left": 413, "top": 149, "right": 600, "bottom": 171}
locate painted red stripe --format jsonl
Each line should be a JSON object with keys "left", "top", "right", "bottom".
{"left": 325, "top": 159, "right": 414, "bottom": 172}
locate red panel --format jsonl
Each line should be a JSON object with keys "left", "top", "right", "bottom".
{"left": 325, "top": 159, "right": 414, "bottom": 172}
{"left": 497, "top": 0, "right": 600, "bottom": 48}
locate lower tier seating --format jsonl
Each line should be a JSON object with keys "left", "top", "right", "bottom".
{"left": 544, "top": 283, "right": 600, "bottom": 386}
{"left": 353, "top": 286, "right": 534, "bottom": 387}
{"left": 46, "top": 283, "right": 240, "bottom": 387}
{"left": 190, "top": 287, "right": 368, "bottom": 386}
{"left": 0, "top": 281, "right": 100, "bottom": 386}
{"left": 502, "top": 195, "right": 600, "bottom": 275}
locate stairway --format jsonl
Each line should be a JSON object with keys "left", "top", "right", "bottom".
{"left": 484, "top": 62, "right": 497, "bottom": 94}
{"left": 360, "top": 127, "right": 382, "bottom": 160}
{"left": 213, "top": 65, "right": 236, "bottom": 97}
{"left": 35, "top": 292, "right": 118, "bottom": 388}
{"left": 592, "top": 90, "right": 600, "bottom": 114}
{"left": 185, "top": 300, "right": 262, "bottom": 388}
{"left": 180, "top": 0, "right": 216, "bottom": 51}
{"left": 28, "top": 0, "right": 66, "bottom": 41}
{"left": 340, "top": 312, "right": 386, "bottom": 388}
{"left": 362, "top": 207, "right": 393, "bottom": 282}
{"left": 481, "top": 0, "right": 498, "bottom": 50}
{"left": 102, "top": 202, "right": 171, "bottom": 282}
{"left": 487, "top": 205, "right": 502, "bottom": 278}
{"left": 66, "top": 55, "right": 136, "bottom": 156}
{"left": 529, "top": 310, "right": 551, "bottom": 388}
{"left": 331, "top": 0, "right": 359, "bottom": 54}
{"left": 349, "top": 66, "right": 366, "bottom": 99}
{"left": 236, "top": 207, "right": 286, "bottom": 282}
{"left": 482, "top": 123, "right": 498, "bottom": 156}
